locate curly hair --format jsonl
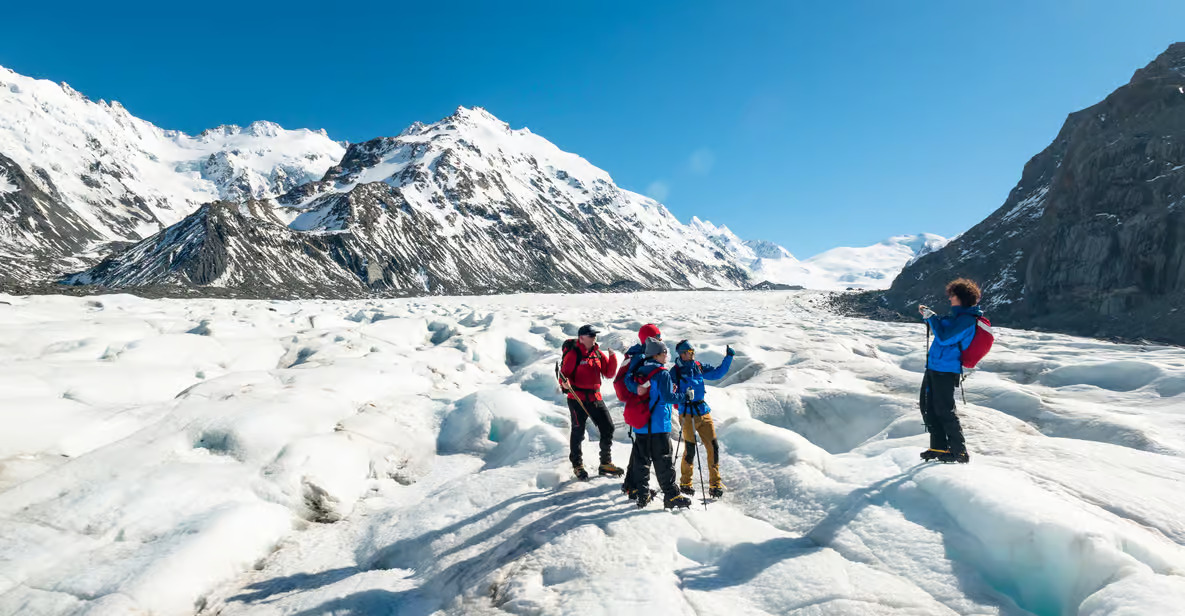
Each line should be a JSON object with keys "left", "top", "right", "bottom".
{"left": 946, "top": 278, "right": 982, "bottom": 307}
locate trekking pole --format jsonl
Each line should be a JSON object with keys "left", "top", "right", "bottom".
{"left": 556, "top": 362, "right": 590, "bottom": 415}
{"left": 673, "top": 422, "right": 683, "bottom": 468}
{"left": 691, "top": 414, "right": 708, "bottom": 511}
{"left": 922, "top": 324, "right": 932, "bottom": 433}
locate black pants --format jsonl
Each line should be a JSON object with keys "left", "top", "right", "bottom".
{"left": 568, "top": 398, "right": 615, "bottom": 467}
{"left": 622, "top": 433, "right": 679, "bottom": 499}
{"left": 919, "top": 369, "right": 965, "bottom": 453}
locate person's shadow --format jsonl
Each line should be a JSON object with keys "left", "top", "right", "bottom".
{"left": 677, "top": 465, "right": 926, "bottom": 591}
{"left": 228, "top": 482, "right": 630, "bottom": 615}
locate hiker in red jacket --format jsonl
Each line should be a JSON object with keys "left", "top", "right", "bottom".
{"left": 560, "top": 324, "right": 623, "bottom": 480}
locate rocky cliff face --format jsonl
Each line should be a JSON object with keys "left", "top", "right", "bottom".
{"left": 0, "top": 153, "right": 104, "bottom": 286}
{"left": 884, "top": 43, "right": 1185, "bottom": 345}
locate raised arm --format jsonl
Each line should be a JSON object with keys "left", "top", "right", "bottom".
{"left": 700, "top": 354, "right": 734, "bottom": 380}
{"left": 599, "top": 349, "right": 618, "bottom": 378}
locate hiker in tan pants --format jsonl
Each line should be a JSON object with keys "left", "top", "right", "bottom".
{"left": 671, "top": 340, "right": 735, "bottom": 499}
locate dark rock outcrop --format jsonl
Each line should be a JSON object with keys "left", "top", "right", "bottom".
{"left": 883, "top": 43, "right": 1185, "bottom": 345}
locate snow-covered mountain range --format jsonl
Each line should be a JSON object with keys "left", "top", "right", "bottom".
{"left": 694, "top": 218, "right": 946, "bottom": 290}
{"left": 0, "top": 66, "right": 344, "bottom": 286}
{"left": 0, "top": 65, "right": 939, "bottom": 295}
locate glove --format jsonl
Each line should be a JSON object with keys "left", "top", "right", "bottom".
{"left": 685, "top": 388, "right": 695, "bottom": 403}
{"left": 919, "top": 305, "right": 936, "bottom": 319}
{"left": 726, "top": 345, "right": 735, "bottom": 357}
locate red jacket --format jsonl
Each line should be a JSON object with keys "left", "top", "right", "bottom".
{"left": 561, "top": 341, "right": 618, "bottom": 402}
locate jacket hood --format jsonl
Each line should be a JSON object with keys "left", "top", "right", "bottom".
{"left": 954, "top": 305, "right": 984, "bottom": 317}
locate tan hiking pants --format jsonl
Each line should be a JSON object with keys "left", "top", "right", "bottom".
{"left": 678, "top": 412, "right": 721, "bottom": 488}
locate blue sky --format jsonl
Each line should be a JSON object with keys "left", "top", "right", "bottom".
{"left": 3, "top": 1, "right": 1183, "bottom": 256}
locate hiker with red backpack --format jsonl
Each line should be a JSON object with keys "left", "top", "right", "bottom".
{"left": 620, "top": 323, "right": 662, "bottom": 380}
{"left": 558, "top": 324, "right": 623, "bottom": 480}
{"left": 918, "top": 278, "right": 990, "bottom": 464}
{"left": 618, "top": 337, "right": 692, "bottom": 509}
{"left": 615, "top": 324, "right": 661, "bottom": 499}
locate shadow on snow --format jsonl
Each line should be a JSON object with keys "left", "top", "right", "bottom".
{"left": 230, "top": 482, "right": 627, "bottom": 615}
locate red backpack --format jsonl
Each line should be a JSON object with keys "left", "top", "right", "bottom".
{"left": 615, "top": 358, "right": 663, "bottom": 429}
{"left": 960, "top": 316, "right": 995, "bottom": 369}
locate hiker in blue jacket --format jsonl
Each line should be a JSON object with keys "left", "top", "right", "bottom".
{"left": 918, "top": 278, "right": 983, "bottom": 464}
{"left": 672, "top": 340, "right": 734, "bottom": 498}
{"left": 619, "top": 324, "right": 660, "bottom": 500}
{"left": 621, "top": 337, "right": 692, "bottom": 509}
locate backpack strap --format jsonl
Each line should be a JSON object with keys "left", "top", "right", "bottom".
{"left": 561, "top": 339, "right": 586, "bottom": 380}
{"left": 645, "top": 370, "right": 663, "bottom": 433}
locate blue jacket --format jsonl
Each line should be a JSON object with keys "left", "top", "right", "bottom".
{"left": 632, "top": 358, "right": 681, "bottom": 435}
{"left": 671, "top": 355, "right": 733, "bottom": 416}
{"left": 925, "top": 305, "right": 983, "bottom": 374}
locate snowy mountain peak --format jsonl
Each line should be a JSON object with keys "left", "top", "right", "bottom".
{"left": 246, "top": 120, "right": 283, "bottom": 137}
{"left": 883, "top": 232, "right": 947, "bottom": 250}
{"left": 398, "top": 121, "right": 427, "bottom": 137}
{"left": 200, "top": 120, "right": 290, "bottom": 140}
{"left": 744, "top": 239, "right": 796, "bottom": 260}
{"left": 59, "top": 81, "right": 88, "bottom": 102}
{"left": 889, "top": 233, "right": 948, "bottom": 266}
{"left": 692, "top": 217, "right": 764, "bottom": 263}
{"left": 450, "top": 105, "right": 510, "bottom": 128}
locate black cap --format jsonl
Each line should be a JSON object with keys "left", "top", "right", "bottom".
{"left": 578, "top": 324, "right": 601, "bottom": 337}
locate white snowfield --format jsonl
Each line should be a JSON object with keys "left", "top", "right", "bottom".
{"left": 1, "top": 291, "right": 1184, "bottom": 616}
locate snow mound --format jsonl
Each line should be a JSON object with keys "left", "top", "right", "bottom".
{"left": 2, "top": 290, "right": 1184, "bottom": 615}
{"left": 1039, "top": 360, "right": 1164, "bottom": 392}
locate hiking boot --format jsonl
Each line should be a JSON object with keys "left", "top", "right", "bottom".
{"left": 920, "top": 448, "right": 948, "bottom": 462}
{"left": 665, "top": 494, "right": 692, "bottom": 509}
{"left": 636, "top": 489, "right": 656, "bottom": 509}
{"left": 573, "top": 465, "right": 589, "bottom": 480}
{"left": 937, "top": 450, "right": 970, "bottom": 464}
{"left": 679, "top": 484, "right": 695, "bottom": 496}
{"left": 622, "top": 483, "right": 634, "bottom": 499}
{"left": 708, "top": 486, "right": 725, "bottom": 499}
{"left": 598, "top": 463, "right": 624, "bottom": 477}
